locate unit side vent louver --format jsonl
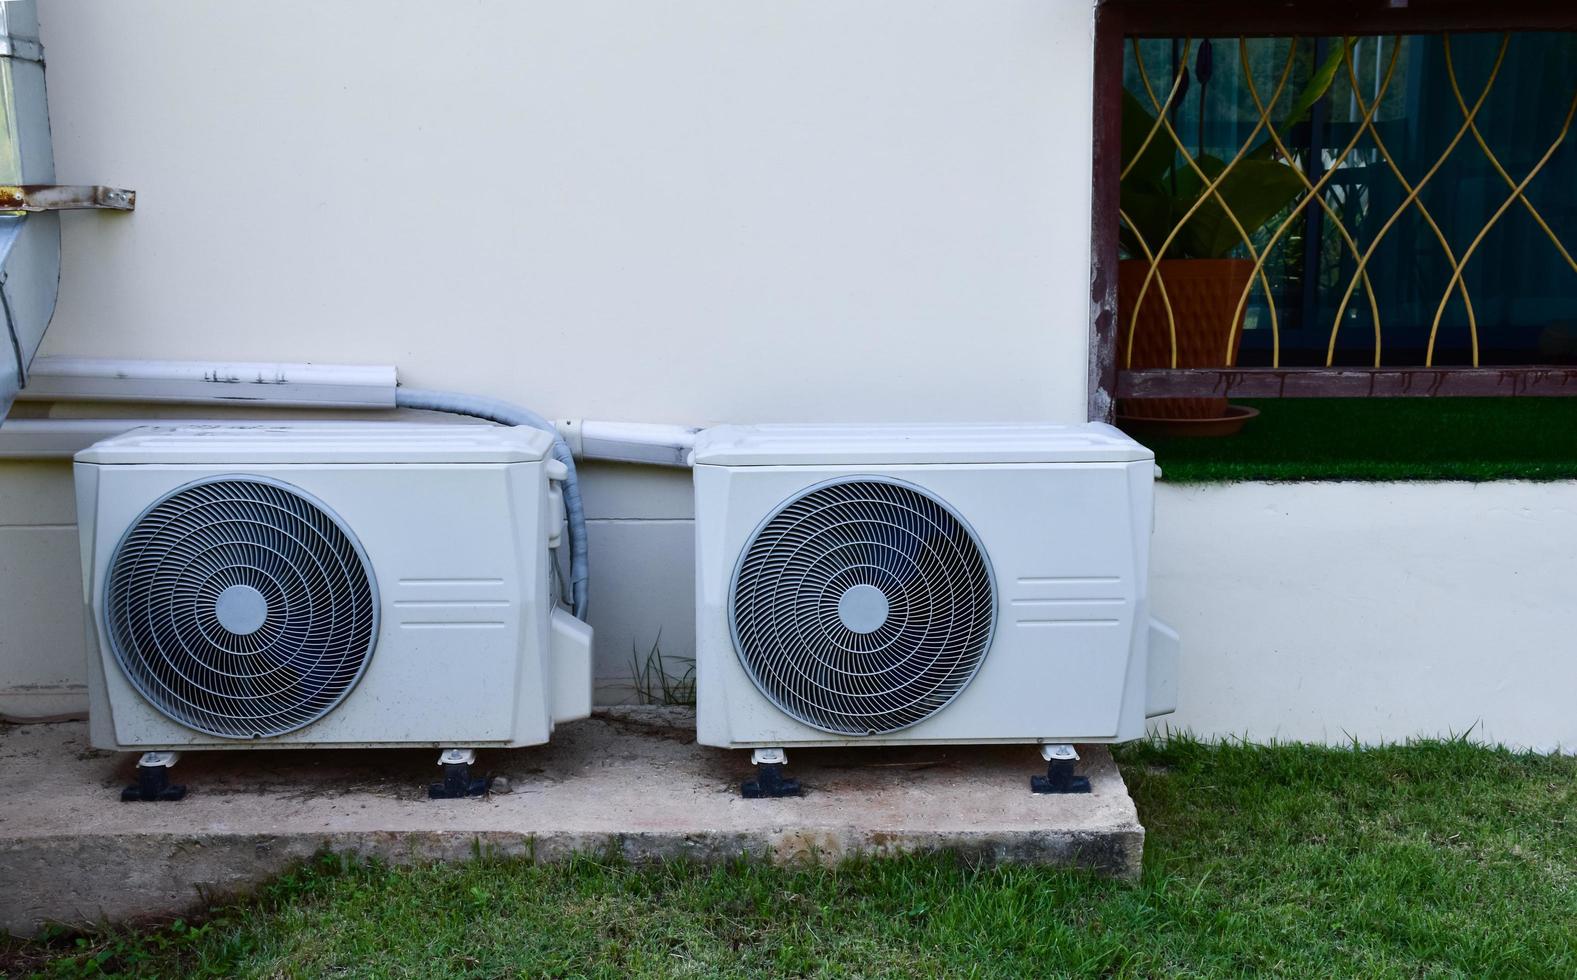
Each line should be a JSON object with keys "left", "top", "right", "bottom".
{"left": 729, "top": 478, "right": 995, "bottom": 735}
{"left": 104, "top": 477, "right": 378, "bottom": 739}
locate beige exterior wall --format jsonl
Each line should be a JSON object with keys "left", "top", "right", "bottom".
{"left": 36, "top": 0, "right": 1098, "bottom": 426}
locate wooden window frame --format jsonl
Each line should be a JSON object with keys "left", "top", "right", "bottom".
{"left": 1086, "top": 0, "right": 1577, "bottom": 421}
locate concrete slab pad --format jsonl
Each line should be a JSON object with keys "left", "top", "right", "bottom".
{"left": 0, "top": 709, "right": 1143, "bottom": 936}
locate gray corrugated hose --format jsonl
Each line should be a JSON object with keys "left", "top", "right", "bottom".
{"left": 394, "top": 387, "right": 589, "bottom": 619}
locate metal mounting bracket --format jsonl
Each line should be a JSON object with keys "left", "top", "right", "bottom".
{"left": 0, "top": 185, "right": 136, "bottom": 212}
{"left": 0, "top": 2, "right": 140, "bottom": 420}
{"left": 1032, "top": 743, "right": 1090, "bottom": 794}
{"left": 742, "top": 747, "right": 801, "bottom": 798}
{"left": 429, "top": 748, "right": 487, "bottom": 799}
{"left": 122, "top": 751, "right": 185, "bottom": 802}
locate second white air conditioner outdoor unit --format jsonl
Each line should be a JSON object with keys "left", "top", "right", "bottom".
{"left": 692, "top": 422, "right": 1178, "bottom": 792}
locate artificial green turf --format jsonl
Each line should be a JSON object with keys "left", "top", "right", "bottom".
{"left": 1142, "top": 398, "right": 1577, "bottom": 482}
{"left": 8, "top": 739, "right": 1575, "bottom": 978}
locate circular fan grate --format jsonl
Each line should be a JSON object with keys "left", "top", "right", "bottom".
{"left": 105, "top": 477, "right": 379, "bottom": 739}
{"left": 729, "top": 478, "right": 996, "bottom": 736}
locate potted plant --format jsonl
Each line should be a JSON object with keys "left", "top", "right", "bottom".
{"left": 1117, "top": 43, "right": 1341, "bottom": 428}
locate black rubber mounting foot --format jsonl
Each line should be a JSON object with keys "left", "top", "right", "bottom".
{"left": 121, "top": 765, "right": 186, "bottom": 802}
{"left": 1031, "top": 757, "right": 1091, "bottom": 795}
{"left": 428, "top": 763, "right": 488, "bottom": 799}
{"left": 741, "top": 763, "right": 802, "bottom": 799}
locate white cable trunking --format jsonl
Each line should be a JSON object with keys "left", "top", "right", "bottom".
{"left": 75, "top": 423, "right": 591, "bottom": 751}
{"left": 692, "top": 422, "right": 1178, "bottom": 749}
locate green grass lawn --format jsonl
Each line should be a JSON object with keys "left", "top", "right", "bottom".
{"left": 7, "top": 738, "right": 1575, "bottom": 978}
{"left": 1144, "top": 398, "right": 1577, "bottom": 482}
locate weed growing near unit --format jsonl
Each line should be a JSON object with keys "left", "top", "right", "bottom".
{"left": 628, "top": 634, "right": 696, "bottom": 708}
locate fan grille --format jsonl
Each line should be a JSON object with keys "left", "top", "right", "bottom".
{"left": 104, "top": 477, "right": 378, "bottom": 739}
{"left": 729, "top": 478, "right": 995, "bottom": 736}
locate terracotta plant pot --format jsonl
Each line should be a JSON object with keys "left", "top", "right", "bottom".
{"left": 1116, "top": 258, "right": 1254, "bottom": 422}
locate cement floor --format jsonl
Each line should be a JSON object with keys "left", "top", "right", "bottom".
{"left": 0, "top": 708, "right": 1143, "bottom": 936}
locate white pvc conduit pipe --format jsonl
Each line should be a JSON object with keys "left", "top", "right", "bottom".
{"left": 2, "top": 358, "right": 709, "bottom": 622}
{"left": 556, "top": 419, "right": 700, "bottom": 467}
{"left": 17, "top": 357, "right": 398, "bottom": 408}
{"left": 8, "top": 358, "right": 702, "bottom": 465}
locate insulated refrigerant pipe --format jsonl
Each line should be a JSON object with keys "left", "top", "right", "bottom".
{"left": 394, "top": 387, "right": 590, "bottom": 620}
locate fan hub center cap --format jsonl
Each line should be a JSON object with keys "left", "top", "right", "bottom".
{"left": 215, "top": 584, "right": 269, "bottom": 636}
{"left": 837, "top": 584, "right": 890, "bottom": 634}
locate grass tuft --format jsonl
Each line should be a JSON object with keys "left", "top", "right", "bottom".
{"left": 628, "top": 634, "right": 696, "bottom": 708}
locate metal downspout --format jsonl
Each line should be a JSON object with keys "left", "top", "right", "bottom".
{"left": 0, "top": 1, "right": 136, "bottom": 419}
{"left": 0, "top": 0, "right": 59, "bottom": 418}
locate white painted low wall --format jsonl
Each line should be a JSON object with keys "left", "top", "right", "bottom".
{"left": 7, "top": 469, "right": 1573, "bottom": 750}
{"left": 0, "top": 461, "right": 85, "bottom": 720}
{"left": 1151, "top": 482, "right": 1577, "bottom": 752}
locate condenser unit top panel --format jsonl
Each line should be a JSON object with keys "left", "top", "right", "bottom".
{"left": 75, "top": 423, "right": 553, "bottom": 465}
{"left": 691, "top": 422, "right": 1152, "bottom": 466}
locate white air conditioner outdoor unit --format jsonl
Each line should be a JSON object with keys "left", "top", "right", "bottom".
{"left": 692, "top": 423, "right": 1178, "bottom": 788}
{"left": 75, "top": 423, "right": 591, "bottom": 797}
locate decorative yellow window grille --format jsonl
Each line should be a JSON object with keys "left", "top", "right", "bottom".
{"left": 1118, "top": 32, "right": 1577, "bottom": 379}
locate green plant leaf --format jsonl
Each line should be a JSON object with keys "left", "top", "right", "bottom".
{"left": 1284, "top": 39, "right": 1347, "bottom": 128}
{"left": 1120, "top": 89, "right": 1177, "bottom": 185}
{"left": 1119, "top": 39, "right": 1334, "bottom": 259}
{"left": 1179, "top": 159, "right": 1307, "bottom": 259}
{"left": 1246, "top": 40, "right": 1346, "bottom": 162}
{"left": 1119, "top": 178, "right": 1181, "bottom": 258}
